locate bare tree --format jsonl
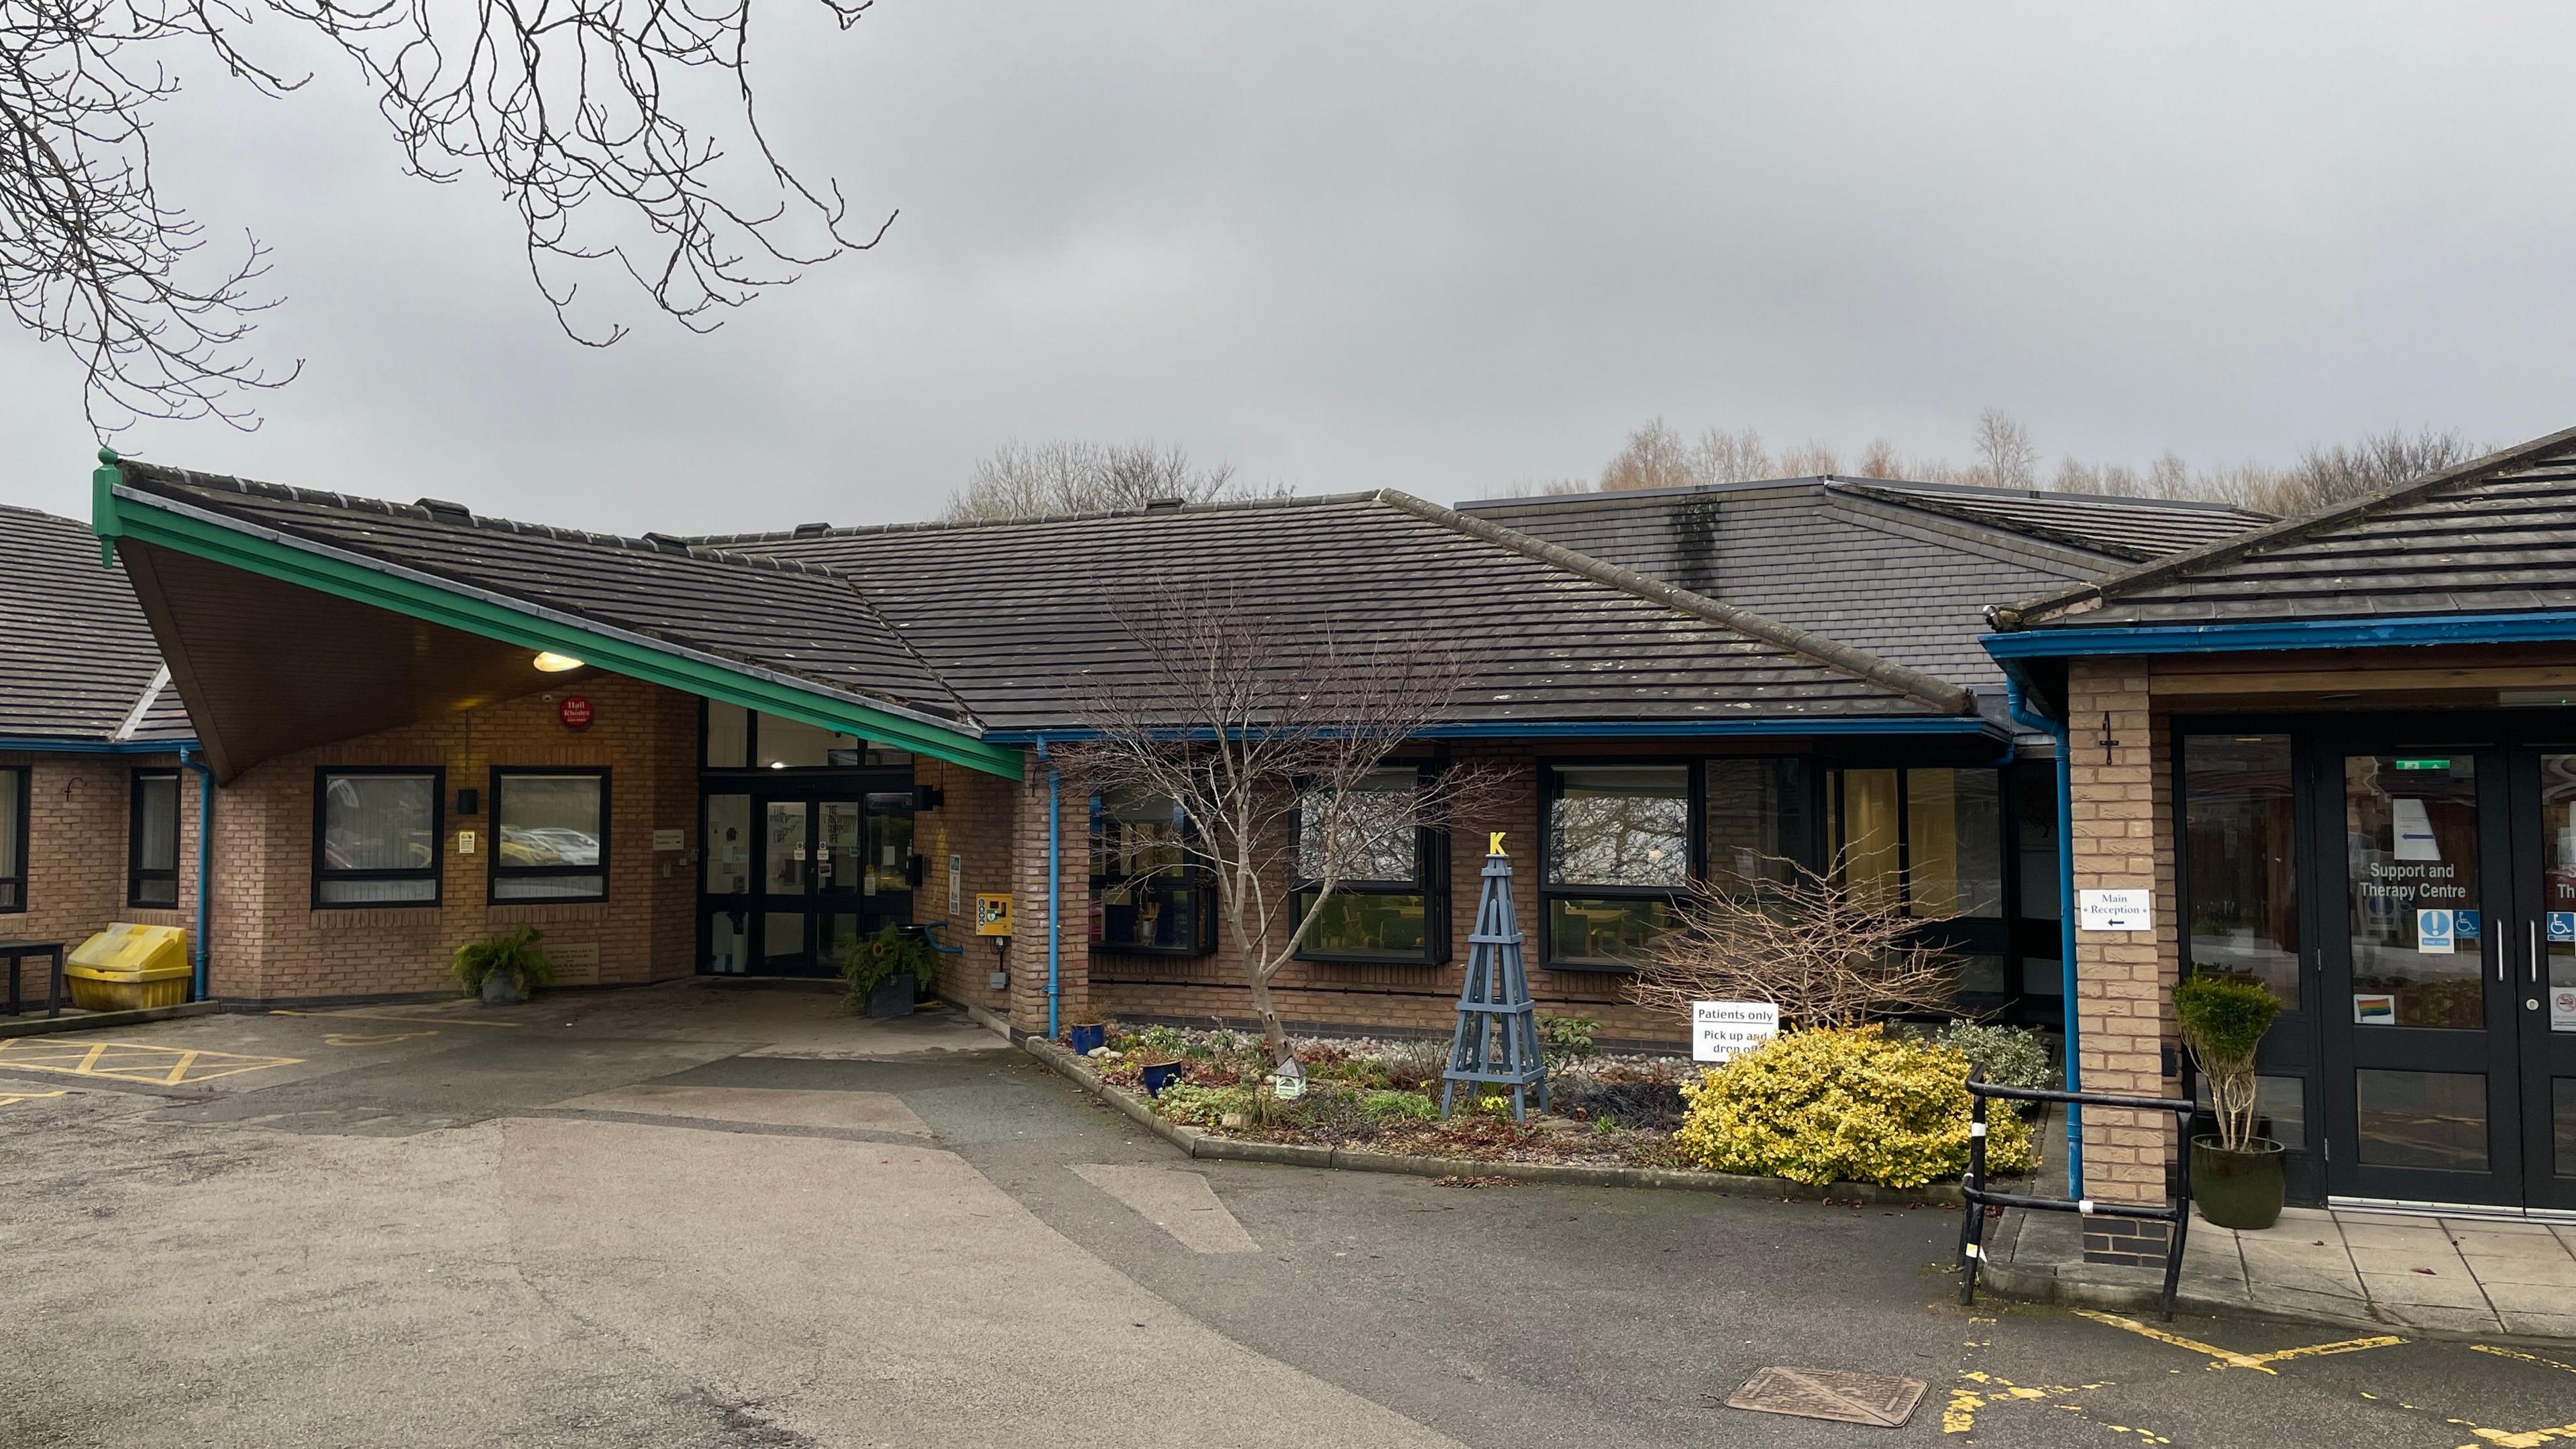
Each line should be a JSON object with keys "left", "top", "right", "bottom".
{"left": 1968, "top": 410, "right": 2037, "bottom": 490}
{"left": 1598, "top": 417, "right": 1699, "bottom": 491}
{"left": 945, "top": 440, "right": 1277, "bottom": 521}
{"left": 1695, "top": 426, "right": 1773, "bottom": 484}
{"left": 3, "top": 0, "right": 889, "bottom": 430}
{"left": 1852, "top": 437, "right": 1906, "bottom": 480}
{"left": 1775, "top": 439, "right": 1841, "bottom": 476}
{"left": 1625, "top": 854, "right": 1960, "bottom": 1031}
{"left": 1066, "top": 584, "right": 1505, "bottom": 1061}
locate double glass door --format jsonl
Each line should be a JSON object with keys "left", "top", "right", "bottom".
{"left": 2321, "top": 744, "right": 2576, "bottom": 1209}
{"left": 701, "top": 777, "right": 914, "bottom": 977}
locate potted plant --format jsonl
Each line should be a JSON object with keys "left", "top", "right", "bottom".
{"left": 839, "top": 924, "right": 934, "bottom": 1018}
{"left": 2173, "top": 973, "right": 2286, "bottom": 1230}
{"left": 452, "top": 926, "right": 552, "bottom": 1006}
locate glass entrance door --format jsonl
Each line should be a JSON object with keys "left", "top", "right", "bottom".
{"left": 2508, "top": 753, "right": 2576, "bottom": 1210}
{"left": 2322, "top": 751, "right": 2524, "bottom": 1205}
{"left": 708, "top": 784, "right": 913, "bottom": 978}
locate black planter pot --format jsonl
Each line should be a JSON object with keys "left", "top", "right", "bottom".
{"left": 2190, "top": 1135, "right": 2286, "bottom": 1230}
{"left": 865, "top": 972, "right": 918, "bottom": 1019}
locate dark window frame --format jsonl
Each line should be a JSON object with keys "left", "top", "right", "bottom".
{"left": 698, "top": 697, "right": 913, "bottom": 773}
{"left": 0, "top": 765, "right": 27, "bottom": 913}
{"left": 1536, "top": 757, "right": 1705, "bottom": 973}
{"left": 1087, "top": 785, "right": 1219, "bottom": 957}
{"left": 488, "top": 766, "right": 612, "bottom": 904}
{"left": 127, "top": 768, "right": 180, "bottom": 908}
{"left": 1291, "top": 763, "right": 1453, "bottom": 966}
{"left": 312, "top": 766, "right": 446, "bottom": 909}
{"left": 1826, "top": 762, "right": 2011, "bottom": 1003}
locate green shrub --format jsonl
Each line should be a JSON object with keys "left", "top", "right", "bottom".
{"left": 450, "top": 927, "right": 551, "bottom": 998}
{"left": 839, "top": 925, "right": 936, "bottom": 1010}
{"left": 1361, "top": 1090, "right": 1436, "bottom": 1121}
{"left": 2174, "top": 973, "right": 2283, "bottom": 1151}
{"left": 1670, "top": 1026, "right": 2033, "bottom": 1187}
{"left": 1153, "top": 1083, "right": 1254, "bottom": 1127}
{"left": 1538, "top": 1014, "right": 1601, "bottom": 1068}
{"left": 1931, "top": 1021, "right": 2057, "bottom": 1092}
{"left": 1132, "top": 1024, "right": 1192, "bottom": 1060}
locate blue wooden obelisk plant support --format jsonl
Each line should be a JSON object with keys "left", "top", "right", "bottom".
{"left": 1441, "top": 833, "right": 1548, "bottom": 1122}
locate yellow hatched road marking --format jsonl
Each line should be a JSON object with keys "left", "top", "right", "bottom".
{"left": 1943, "top": 1371, "right": 2157, "bottom": 1441}
{"left": 0, "top": 1036, "right": 301, "bottom": 1084}
{"left": 0, "top": 1089, "right": 68, "bottom": 1107}
{"left": 2452, "top": 1348, "right": 2576, "bottom": 1449}
{"left": 2076, "top": 1309, "right": 2404, "bottom": 1373}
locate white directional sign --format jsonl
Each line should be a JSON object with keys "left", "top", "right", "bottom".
{"left": 2078, "top": 889, "right": 2153, "bottom": 932}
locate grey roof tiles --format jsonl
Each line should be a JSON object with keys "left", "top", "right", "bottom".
{"left": 0, "top": 503, "right": 193, "bottom": 743}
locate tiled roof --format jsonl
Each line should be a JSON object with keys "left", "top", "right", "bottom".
{"left": 0, "top": 504, "right": 191, "bottom": 743}
{"left": 1997, "top": 426, "right": 2576, "bottom": 629}
{"left": 117, "top": 464, "right": 973, "bottom": 723}
{"left": 1457, "top": 478, "right": 2266, "bottom": 687}
{"left": 699, "top": 491, "right": 1978, "bottom": 729}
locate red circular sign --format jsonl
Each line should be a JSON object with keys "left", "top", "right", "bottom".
{"left": 558, "top": 696, "right": 594, "bottom": 730}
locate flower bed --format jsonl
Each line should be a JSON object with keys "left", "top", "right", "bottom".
{"left": 1067, "top": 1020, "right": 2042, "bottom": 1186}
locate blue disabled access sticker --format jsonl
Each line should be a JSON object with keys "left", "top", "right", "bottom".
{"left": 2552, "top": 912, "right": 2576, "bottom": 945}
{"left": 2456, "top": 910, "right": 2481, "bottom": 940}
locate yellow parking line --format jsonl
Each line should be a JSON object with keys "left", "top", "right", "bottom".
{"left": 0, "top": 1036, "right": 301, "bottom": 1085}
{"left": 272, "top": 1009, "right": 521, "bottom": 1029}
{"left": 2075, "top": 1310, "right": 2405, "bottom": 1373}
{"left": 0, "top": 1089, "right": 68, "bottom": 1108}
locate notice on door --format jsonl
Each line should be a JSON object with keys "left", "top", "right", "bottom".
{"left": 2078, "top": 889, "right": 2153, "bottom": 932}
{"left": 1691, "top": 1001, "right": 1780, "bottom": 1063}
{"left": 2416, "top": 908, "right": 2457, "bottom": 955}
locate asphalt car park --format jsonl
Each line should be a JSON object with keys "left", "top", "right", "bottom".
{"left": 1, "top": 982, "right": 2570, "bottom": 1448}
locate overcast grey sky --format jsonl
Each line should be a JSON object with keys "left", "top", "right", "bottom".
{"left": 5, "top": 4, "right": 2571, "bottom": 533}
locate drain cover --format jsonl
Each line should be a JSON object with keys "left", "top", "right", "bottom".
{"left": 1724, "top": 1366, "right": 1927, "bottom": 1428}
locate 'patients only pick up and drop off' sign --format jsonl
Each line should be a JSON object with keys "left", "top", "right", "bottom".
{"left": 1692, "top": 1001, "right": 1781, "bottom": 1064}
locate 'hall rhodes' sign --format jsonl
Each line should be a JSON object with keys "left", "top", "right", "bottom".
{"left": 558, "top": 696, "right": 594, "bottom": 730}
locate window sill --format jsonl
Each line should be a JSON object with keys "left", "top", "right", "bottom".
{"left": 1540, "top": 960, "right": 1642, "bottom": 975}
{"left": 1295, "top": 952, "right": 1444, "bottom": 969}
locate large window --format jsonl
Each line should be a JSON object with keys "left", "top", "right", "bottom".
{"left": 1089, "top": 787, "right": 1216, "bottom": 955}
{"left": 315, "top": 769, "right": 442, "bottom": 906}
{"left": 0, "top": 766, "right": 25, "bottom": 912}
{"left": 1704, "top": 759, "right": 1814, "bottom": 897}
{"left": 2182, "top": 734, "right": 2299, "bottom": 1008}
{"left": 1827, "top": 767, "right": 2002, "bottom": 920}
{"left": 492, "top": 769, "right": 609, "bottom": 902}
{"left": 1544, "top": 764, "right": 1689, "bottom": 968}
{"left": 129, "top": 769, "right": 180, "bottom": 908}
{"left": 704, "top": 701, "right": 913, "bottom": 771}
{"left": 1295, "top": 766, "right": 1448, "bottom": 964}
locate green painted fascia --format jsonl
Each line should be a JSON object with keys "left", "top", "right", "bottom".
{"left": 104, "top": 485, "right": 1024, "bottom": 780}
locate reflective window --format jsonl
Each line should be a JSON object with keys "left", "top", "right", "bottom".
{"left": 2355, "top": 1068, "right": 2487, "bottom": 1171}
{"left": 704, "top": 794, "right": 751, "bottom": 894}
{"left": 0, "top": 765, "right": 23, "bottom": 910}
{"left": 1296, "top": 767, "right": 1442, "bottom": 963}
{"left": 492, "top": 771, "right": 608, "bottom": 902}
{"left": 128, "top": 770, "right": 180, "bottom": 908}
{"left": 2539, "top": 756, "right": 2576, "bottom": 1033}
{"left": 1547, "top": 766, "right": 1688, "bottom": 887}
{"left": 1704, "top": 759, "right": 1811, "bottom": 897}
{"left": 1546, "top": 897, "right": 1673, "bottom": 969}
{"left": 2559, "top": 1079, "right": 2576, "bottom": 1179}
{"left": 1837, "top": 768, "right": 1903, "bottom": 910}
{"left": 704, "top": 701, "right": 749, "bottom": 769}
{"left": 2184, "top": 735, "right": 2300, "bottom": 1008}
{"left": 755, "top": 713, "right": 863, "bottom": 769}
{"left": 2014, "top": 759, "right": 2059, "bottom": 921}
{"left": 1909, "top": 769, "right": 2003, "bottom": 919}
{"left": 1090, "top": 788, "right": 1214, "bottom": 955}
{"left": 315, "top": 770, "right": 441, "bottom": 906}
{"left": 1299, "top": 768, "right": 1420, "bottom": 884}
{"left": 2345, "top": 755, "right": 2482, "bottom": 1029}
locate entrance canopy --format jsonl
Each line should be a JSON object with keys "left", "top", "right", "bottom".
{"left": 92, "top": 456, "right": 1021, "bottom": 782}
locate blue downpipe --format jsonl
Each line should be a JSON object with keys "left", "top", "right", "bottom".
{"left": 1037, "top": 741, "right": 1061, "bottom": 1040}
{"left": 2005, "top": 679, "right": 2083, "bottom": 1195}
{"left": 178, "top": 746, "right": 215, "bottom": 1002}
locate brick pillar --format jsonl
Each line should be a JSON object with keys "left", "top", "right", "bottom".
{"left": 1008, "top": 749, "right": 1089, "bottom": 1038}
{"left": 2065, "top": 657, "right": 2183, "bottom": 1214}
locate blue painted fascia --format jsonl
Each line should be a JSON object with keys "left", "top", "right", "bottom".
{"left": 1984, "top": 609, "right": 2576, "bottom": 659}
{"left": 986, "top": 716, "right": 2002, "bottom": 746}
{"left": 0, "top": 736, "right": 201, "bottom": 755}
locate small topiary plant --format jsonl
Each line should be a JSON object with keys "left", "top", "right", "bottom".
{"left": 450, "top": 926, "right": 551, "bottom": 999}
{"left": 1670, "top": 1026, "right": 2032, "bottom": 1187}
{"left": 2174, "top": 973, "right": 2283, "bottom": 1152}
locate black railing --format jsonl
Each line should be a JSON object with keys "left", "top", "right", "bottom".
{"left": 1957, "top": 1074, "right": 2199, "bottom": 1321}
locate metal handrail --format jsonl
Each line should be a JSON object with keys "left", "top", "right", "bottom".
{"left": 1957, "top": 1071, "right": 2198, "bottom": 1320}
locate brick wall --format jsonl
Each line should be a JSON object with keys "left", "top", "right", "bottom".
{"left": 207, "top": 674, "right": 700, "bottom": 1001}
{"left": 908, "top": 756, "right": 1020, "bottom": 1016}
{"left": 2065, "top": 656, "right": 2182, "bottom": 1207}
{"left": 1, "top": 750, "right": 198, "bottom": 978}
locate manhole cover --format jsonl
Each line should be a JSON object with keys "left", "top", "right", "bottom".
{"left": 1724, "top": 1366, "right": 1927, "bottom": 1428}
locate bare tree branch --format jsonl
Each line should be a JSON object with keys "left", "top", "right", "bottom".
{"left": 1, "top": 0, "right": 885, "bottom": 430}
{"left": 1061, "top": 580, "right": 1509, "bottom": 1063}
{"left": 1625, "top": 852, "right": 1962, "bottom": 1031}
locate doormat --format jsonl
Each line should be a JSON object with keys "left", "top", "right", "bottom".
{"left": 1723, "top": 1366, "right": 1927, "bottom": 1428}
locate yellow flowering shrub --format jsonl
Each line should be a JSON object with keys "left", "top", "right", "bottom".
{"left": 1670, "top": 1026, "right": 2033, "bottom": 1187}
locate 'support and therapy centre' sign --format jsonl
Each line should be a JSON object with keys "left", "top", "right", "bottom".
{"left": 1691, "top": 1001, "right": 1781, "bottom": 1063}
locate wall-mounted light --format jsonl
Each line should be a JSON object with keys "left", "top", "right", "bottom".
{"left": 532, "top": 651, "right": 584, "bottom": 673}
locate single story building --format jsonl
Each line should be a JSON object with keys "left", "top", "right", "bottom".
{"left": 1987, "top": 422, "right": 2576, "bottom": 1221}
{"left": 0, "top": 502, "right": 203, "bottom": 994}
{"left": 25, "top": 452, "right": 2253, "bottom": 1051}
